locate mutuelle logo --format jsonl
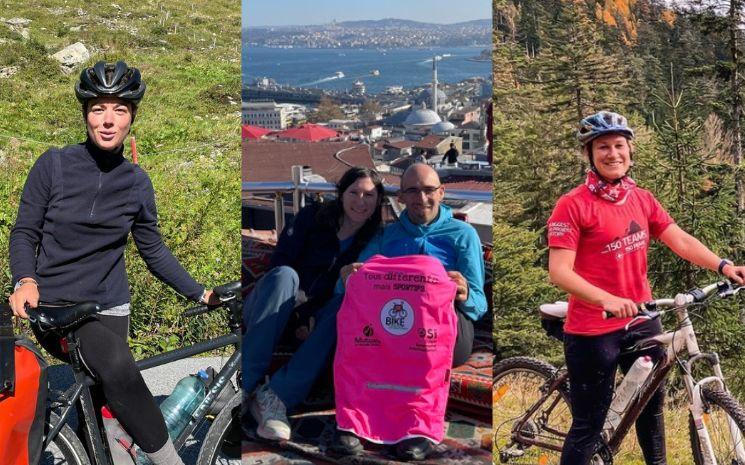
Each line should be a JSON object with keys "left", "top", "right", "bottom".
{"left": 380, "top": 299, "right": 414, "bottom": 336}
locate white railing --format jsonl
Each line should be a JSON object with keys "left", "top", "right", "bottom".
{"left": 242, "top": 167, "right": 492, "bottom": 232}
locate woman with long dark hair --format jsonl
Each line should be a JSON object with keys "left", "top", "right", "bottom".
{"left": 242, "top": 166, "right": 385, "bottom": 441}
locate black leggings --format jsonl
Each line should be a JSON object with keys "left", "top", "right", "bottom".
{"left": 561, "top": 319, "right": 666, "bottom": 465}
{"left": 34, "top": 314, "right": 170, "bottom": 453}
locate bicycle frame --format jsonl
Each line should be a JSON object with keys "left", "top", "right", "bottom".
{"left": 510, "top": 295, "right": 745, "bottom": 463}
{"left": 44, "top": 301, "right": 242, "bottom": 465}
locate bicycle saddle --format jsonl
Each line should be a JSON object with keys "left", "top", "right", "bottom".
{"left": 214, "top": 281, "right": 241, "bottom": 299}
{"left": 27, "top": 302, "right": 102, "bottom": 333}
{"left": 539, "top": 301, "right": 568, "bottom": 320}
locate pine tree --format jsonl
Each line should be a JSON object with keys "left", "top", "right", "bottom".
{"left": 536, "top": 0, "right": 633, "bottom": 140}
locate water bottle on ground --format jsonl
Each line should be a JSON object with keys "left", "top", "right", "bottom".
{"left": 101, "top": 405, "right": 137, "bottom": 465}
{"left": 603, "top": 356, "right": 653, "bottom": 437}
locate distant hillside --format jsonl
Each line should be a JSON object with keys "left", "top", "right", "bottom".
{"left": 244, "top": 17, "right": 490, "bottom": 48}
{"left": 246, "top": 17, "right": 491, "bottom": 30}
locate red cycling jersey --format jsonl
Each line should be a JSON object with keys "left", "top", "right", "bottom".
{"left": 547, "top": 184, "right": 674, "bottom": 335}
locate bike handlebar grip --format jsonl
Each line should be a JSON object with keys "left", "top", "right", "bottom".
{"left": 602, "top": 303, "right": 645, "bottom": 320}
{"left": 183, "top": 305, "right": 211, "bottom": 318}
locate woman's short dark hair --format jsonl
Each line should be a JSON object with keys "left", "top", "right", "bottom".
{"left": 316, "top": 166, "right": 385, "bottom": 251}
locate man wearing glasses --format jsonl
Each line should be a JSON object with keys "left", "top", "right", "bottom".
{"left": 338, "top": 163, "right": 486, "bottom": 459}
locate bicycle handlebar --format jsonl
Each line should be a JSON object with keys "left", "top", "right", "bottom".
{"left": 182, "top": 281, "right": 241, "bottom": 318}
{"left": 601, "top": 280, "right": 742, "bottom": 321}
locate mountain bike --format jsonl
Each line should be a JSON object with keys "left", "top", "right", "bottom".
{"left": 494, "top": 279, "right": 745, "bottom": 465}
{"left": 28, "top": 281, "right": 242, "bottom": 465}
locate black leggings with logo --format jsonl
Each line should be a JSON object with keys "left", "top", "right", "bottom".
{"left": 560, "top": 319, "right": 666, "bottom": 465}
{"left": 34, "top": 314, "right": 170, "bottom": 453}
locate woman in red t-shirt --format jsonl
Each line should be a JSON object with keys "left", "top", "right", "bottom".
{"left": 547, "top": 111, "right": 745, "bottom": 465}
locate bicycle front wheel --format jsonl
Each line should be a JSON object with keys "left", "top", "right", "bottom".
{"left": 494, "top": 356, "right": 572, "bottom": 465}
{"left": 197, "top": 390, "right": 242, "bottom": 465}
{"left": 40, "top": 412, "right": 91, "bottom": 465}
{"left": 689, "top": 385, "right": 745, "bottom": 465}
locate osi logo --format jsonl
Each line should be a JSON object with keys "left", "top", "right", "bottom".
{"left": 380, "top": 299, "right": 414, "bottom": 335}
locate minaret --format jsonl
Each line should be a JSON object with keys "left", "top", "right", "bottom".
{"left": 431, "top": 56, "right": 438, "bottom": 114}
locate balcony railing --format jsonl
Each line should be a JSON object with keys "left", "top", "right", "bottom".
{"left": 243, "top": 167, "right": 492, "bottom": 232}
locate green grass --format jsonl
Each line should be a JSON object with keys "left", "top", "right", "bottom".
{"left": 493, "top": 371, "right": 741, "bottom": 464}
{"left": 0, "top": 0, "right": 240, "bottom": 357}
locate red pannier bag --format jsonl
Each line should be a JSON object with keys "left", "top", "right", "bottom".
{"left": 334, "top": 255, "right": 457, "bottom": 444}
{"left": 0, "top": 304, "right": 48, "bottom": 465}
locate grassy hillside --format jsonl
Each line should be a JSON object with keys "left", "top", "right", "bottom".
{"left": 0, "top": 0, "right": 241, "bottom": 357}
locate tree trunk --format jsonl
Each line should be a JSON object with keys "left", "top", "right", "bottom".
{"left": 730, "top": 0, "right": 744, "bottom": 212}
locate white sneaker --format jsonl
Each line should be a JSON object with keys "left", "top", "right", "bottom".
{"left": 250, "top": 384, "right": 291, "bottom": 440}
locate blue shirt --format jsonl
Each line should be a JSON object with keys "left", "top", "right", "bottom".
{"left": 354, "top": 205, "right": 486, "bottom": 321}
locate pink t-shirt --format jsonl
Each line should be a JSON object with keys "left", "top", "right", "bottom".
{"left": 334, "top": 254, "right": 457, "bottom": 443}
{"left": 547, "top": 185, "right": 674, "bottom": 335}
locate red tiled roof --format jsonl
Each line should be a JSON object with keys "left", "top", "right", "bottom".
{"left": 242, "top": 125, "right": 272, "bottom": 139}
{"left": 460, "top": 121, "right": 481, "bottom": 130}
{"left": 383, "top": 140, "right": 415, "bottom": 150}
{"left": 275, "top": 123, "right": 338, "bottom": 142}
{"left": 242, "top": 140, "right": 375, "bottom": 183}
{"left": 413, "top": 134, "right": 445, "bottom": 150}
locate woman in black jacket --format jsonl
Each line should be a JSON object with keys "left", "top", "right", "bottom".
{"left": 242, "top": 166, "right": 384, "bottom": 441}
{"left": 8, "top": 61, "right": 217, "bottom": 465}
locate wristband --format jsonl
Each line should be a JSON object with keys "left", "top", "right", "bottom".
{"left": 14, "top": 278, "right": 38, "bottom": 292}
{"left": 718, "top": 259, "right": 734, "bottom": 275}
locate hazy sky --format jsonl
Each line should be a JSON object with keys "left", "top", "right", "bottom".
{"left": 242, "top": 0, "right": 491, "bottom": 27}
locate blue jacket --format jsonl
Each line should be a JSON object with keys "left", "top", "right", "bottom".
{"left": 356, "top": 205, "right": 486, "bottom": 321}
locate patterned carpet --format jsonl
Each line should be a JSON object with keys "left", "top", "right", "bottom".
{"left": 242, "top": 410, "right": 492, "bottom": 465}
{"left": 241, "top": 231, "right": 494, "bottom": 464}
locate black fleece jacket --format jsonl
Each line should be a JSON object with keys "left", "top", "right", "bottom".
{"left": 9, "top": 140, "right": 204, "bottom": 308}
{"left": 270, "top": 203, "right": 366, "bottom": 304}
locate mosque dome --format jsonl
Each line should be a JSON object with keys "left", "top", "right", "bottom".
{"left": 431, "top": 120, "right": 456, "bottom": 135}
{"left": 404, "top": 103, "right": 441, "bottom": 130}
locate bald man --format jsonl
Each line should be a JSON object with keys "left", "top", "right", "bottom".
{"left": 343, "top": 163, "right": 486, "bottom": 362}
{"left": 336, "top": 163, "right": 486, "bottom": 459}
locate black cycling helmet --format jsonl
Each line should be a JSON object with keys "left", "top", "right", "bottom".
{"left": 75, "top": 61, "right": 146, "bottom": 108}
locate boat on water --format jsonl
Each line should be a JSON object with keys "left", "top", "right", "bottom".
{"left": 334, "top": 71, "right": 345, "bottom": 78}
{"left": 371, "top": 69, "right": 380, "bottom": 76}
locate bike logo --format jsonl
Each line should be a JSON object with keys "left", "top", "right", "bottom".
{"left": 380, "top": 299, "right": 414, "bottom": 335}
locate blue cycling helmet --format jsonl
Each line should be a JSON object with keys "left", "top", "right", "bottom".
{"left": 577, "top": 111, "right": 634, "bottom": 145}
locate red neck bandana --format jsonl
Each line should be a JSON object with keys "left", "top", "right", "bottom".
{"left": 585, "top": 169, "right": 636, "bottom": 203}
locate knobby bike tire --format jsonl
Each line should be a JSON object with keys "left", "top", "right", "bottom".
{"left": 493, "top": 356, "right": 572, "bottom": 465}
{"left": 197, "top": 390, "right": 242, "bottom": 465}
{"left": 689, "top": 385, "right": 745, "bottom": 465}
{"left": 40, "top": 412, "right": 91, "bottom": 465}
